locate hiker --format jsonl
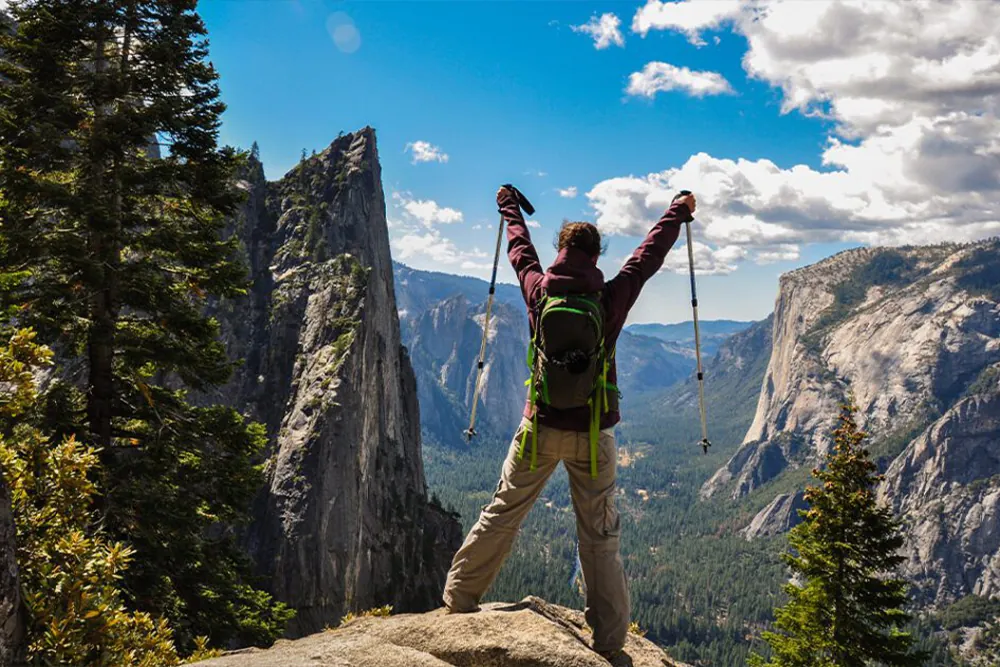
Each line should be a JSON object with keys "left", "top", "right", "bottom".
{"left": 442, "top": 185, "right": 696, "bottom": 663}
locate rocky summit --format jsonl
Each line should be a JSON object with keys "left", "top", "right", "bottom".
{"left": 202, "top": 128, "right": 463, "bottom": 636}
{"left": 196, "top": 597, "right": 689, "bottom": 667}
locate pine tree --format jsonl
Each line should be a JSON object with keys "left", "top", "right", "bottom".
{"left": 750, "top": 403, "right": 925, "bottom": 667}
{"left": 0, "top": 0, "right": 290, "bottom": 651}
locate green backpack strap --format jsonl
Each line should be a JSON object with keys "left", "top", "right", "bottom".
{"left": 519, "top": 298, "right": 544, "bottom": 471}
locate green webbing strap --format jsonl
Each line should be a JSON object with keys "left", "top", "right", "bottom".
{"left": 520, "top": 375, "right": 534, "bottom": 463}
{"left": 519, "top": 376, "right": 539, "bottom": 472}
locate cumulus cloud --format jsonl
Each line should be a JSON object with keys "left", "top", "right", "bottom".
{"left": 572, "top": 13, "right": 626, "bottom": 49}
{"left": 663, "top": 241, "right": 747, "bottom": 276}
{"left": 527, "top": 219, "right": 541, "bottom": 228}
{"left": 755, "top": 244, "right": 801, "bottom": 264}
{"left": 558, "top": 186, "right": 579, "bottom": 198}
{"left": 588, "top": 0, "right": 1000, "bottom": 272}
{"left": 392, "top": 230, "right": 490, "bottom": 270}
{"left": 626, "top": 62, "right": 734, "bottom": 98}
{"left": 393, "top": 192, "right": 463, "bottom": 226}
{"left": 632, "top": 0, "right": 741, "bottom": 45}
{"left": 405, "top": 141, "right": 449, "bottom": 164}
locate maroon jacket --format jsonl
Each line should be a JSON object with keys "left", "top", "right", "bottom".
{"left": 500, "top": 192, "right": 691, "bottom": 432}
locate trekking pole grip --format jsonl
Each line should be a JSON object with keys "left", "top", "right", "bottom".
{"left": 673, "top": 190, "right": 694, "bottom": 222}
{"left": 501, "top": 183, "right": 536, "bottom": 216}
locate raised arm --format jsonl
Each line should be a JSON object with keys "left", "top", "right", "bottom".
{"left": 605, "top": 195, "right": 695, "bottom": 327}
{"left": 498, "top": 187, "right": 544, "bottom": 306}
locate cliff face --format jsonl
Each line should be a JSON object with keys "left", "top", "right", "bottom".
{"left": 879, "top": 385, "right": 1000, "bottom": 606}
{"left": 703, "top": 241, "right": 1000, "bottom": 607}
{"left": 208, "top": 129, "right": 461, "bottom": 637}
{"left": 703, "top": 243, "right": 1000, "bottom": 501}
{"left": 404, "top": 293, "right": 529, "bottom": 446}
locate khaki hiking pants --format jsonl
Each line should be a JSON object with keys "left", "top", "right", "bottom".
{"left": 442, "top": 419, "right": 630, "bottom": 654}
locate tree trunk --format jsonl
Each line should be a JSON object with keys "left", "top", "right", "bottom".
{"left": 0, "top": 478, "right": 25, "bottom": 667}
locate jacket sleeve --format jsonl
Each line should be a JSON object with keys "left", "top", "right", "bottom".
{"left": 501, "top": 193, "right": 544, "bottom": 308}
{"left": 604, "top": 201, "right": 691, "bottom": 329}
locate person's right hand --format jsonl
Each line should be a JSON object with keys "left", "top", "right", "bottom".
{"left": 674, "top": 192, "right": 696, "bottom": 214}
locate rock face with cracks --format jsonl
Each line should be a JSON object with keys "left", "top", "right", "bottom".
{"left": 196, "top": 597, "right": 689, "bottom": 667}
{"left": 705, "top": 243, "right": 1000, "bottom": 503}
{"left": 705, "top": 240, "right": 1000, "bottom": 608}
{"left": 879, "top": 386, "right": 1000, "bottom": 606}
{"left": 203, "top": 128, "right": 462, "bottom": 637}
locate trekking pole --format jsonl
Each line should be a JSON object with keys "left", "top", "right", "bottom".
{"left": 676, "top": 190, "right": 711, "bottom": 454}
{"left": 465, "top": 185, "right": 535, "bottom": 441}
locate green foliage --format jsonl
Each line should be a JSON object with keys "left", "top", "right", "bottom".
{"left": 963, "top": 365, "right": 1000, "bottom": 399}
{"left": 337, "top": 605, "right": 394, "bottom": 627}
{"left": 0, "top": 0, "right": 290, "bottom": 651}
{"left": 0, "top": 330, "right": 182, "bottom": 666}
{"left": 955, "top": 241, "right": 1000, "bottom": 301}
{"left": 936, "top": 596, "right": 1000, "bottom": 632}
{"left": 750, "top": 403, "right": 926, "bottom": 667}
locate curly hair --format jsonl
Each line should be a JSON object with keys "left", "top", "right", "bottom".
{"left": 556, "top": 222, "right": 605, "bottom": 258}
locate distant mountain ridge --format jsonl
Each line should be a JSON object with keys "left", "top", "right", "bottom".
{"left": 626, "top": 320, "right": 753, "bottom": 359}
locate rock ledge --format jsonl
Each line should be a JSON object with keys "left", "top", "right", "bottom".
{"left": 198, "top": 596, "right": 688, "bottom": 667}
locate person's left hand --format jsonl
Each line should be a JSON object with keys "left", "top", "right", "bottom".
{"left": 497, "top": 186, "right": 515, "bottom": 207}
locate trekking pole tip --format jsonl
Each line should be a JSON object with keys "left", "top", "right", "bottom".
{"left": 464, "top": 428, "right": 477, "bottom": 441}
{"left": 701, "top": 438, "right": 711, "bottom": 454}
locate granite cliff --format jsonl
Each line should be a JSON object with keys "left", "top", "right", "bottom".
{"left": 204, "top": 129, "right": 462, "bottom": 636}
{"left": 704, "top": 241, "right": 1000, "bottom": 608}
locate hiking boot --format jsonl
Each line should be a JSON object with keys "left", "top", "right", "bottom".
{"left": 598, "top": 649, "right": 633, "bottom": 667}
{"left": 443, "top": 604, "right": 480, "bottom": 614}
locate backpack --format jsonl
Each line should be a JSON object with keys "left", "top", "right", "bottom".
{"left": 519, "top": 291, "right": 617, "bottom": 479}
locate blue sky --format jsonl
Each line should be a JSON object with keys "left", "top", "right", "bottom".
{"left": 199, "top": 0, "right": 999, "bottom": 324}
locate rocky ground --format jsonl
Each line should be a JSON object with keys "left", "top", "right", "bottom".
{"left": 197, "top": 597, "right": 687, "bottom": 667}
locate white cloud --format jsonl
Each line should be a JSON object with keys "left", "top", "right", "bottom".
{"left": 527, "top": 219, "right": 541, "bottom": 228}
{"left": 572, "top": 13, "right": 625, "bottom": 50}
{"left": 393, "top": 192, "right": 463, "bottom": 227}
{"left": 587, "top": 0, "right": 1000, "bottom": 270}
{"left": 663, "top": 240, "right": 746, "bottom": 276}
{"left": 755, "top": 244, "right": 801, "bottom": 264}
{"left": 558, "top": 186, "right": 579, "bottom": 198}
{"left": 626, "top": 62, "right": 734, "bottom": 98}
{"left": 632, "top": 0, "right": 741, "bottom": 45}
{"left": 405, "top": 140, "right": 449, "bottom": 164}
{"left": 392, "top": 230, "right": 490, "bottom": 270}
{"left": 524, "top": 170, "right": 548, "bottom": 177}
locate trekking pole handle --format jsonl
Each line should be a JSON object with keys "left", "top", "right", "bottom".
{"left": 500, "top": 183, "right": 536, "bottom": 216}
{"left": 673, "top": 190, "right": 695, "bottom": 222}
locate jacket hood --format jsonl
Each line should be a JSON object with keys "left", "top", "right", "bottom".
{"left": 542, "top": 247, "right": 605, "bottom": 295}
